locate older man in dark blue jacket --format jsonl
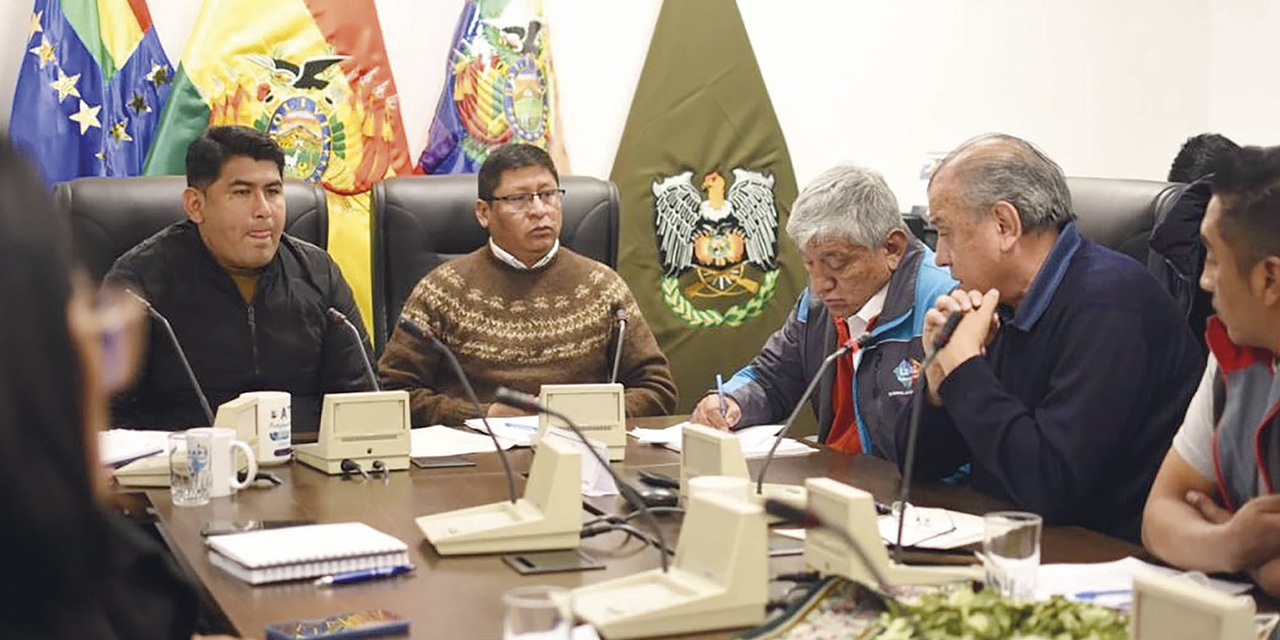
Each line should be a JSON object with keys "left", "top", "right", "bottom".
{"left": 692, "top": 165, "right": 956, "bottom": 458}
{"left": 901, "top": 133, "right": 1203, "bottom": 541}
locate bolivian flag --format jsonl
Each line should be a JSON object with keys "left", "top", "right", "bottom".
{"left": 143, "top": 0, "right": 414, "bottom": 328}
{"left": 418, "top": 0, "right": 570, "bottom": 175}
{"left": 9, "top": 0, "right": 173, "bottom": 184}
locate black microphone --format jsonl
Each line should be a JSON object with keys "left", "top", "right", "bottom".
{"left": 397, "top": 316, "right": 518, "bottom": 505}
{"left": 894, "top": 309, "right": 968, "bottom": 561}
{"left": 931, "top": 310, "right": 965, "bottom": 352}
{"left": 327, "top": 307, "right": 379, "bottom": 391}
{"left": 495, "top": 386, "right": 671, "bottom": 572}
{"left": 609, "top": 307, "right": 628, "bottom": 384}
{"left": 762, "top": 498, "right": 889, "bottom": 591}
{"left": 125, "top": 289, "right": 215, "bottom": 426}
{"left": 755, "top": 336, "right": 858, "bottom": 494}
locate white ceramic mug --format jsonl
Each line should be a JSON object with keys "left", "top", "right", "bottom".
{"left": 238, "top": 391, "right": 292, "bottom": 466}
{"left": 185, "top": 427, "right": 257, "bottom": 498}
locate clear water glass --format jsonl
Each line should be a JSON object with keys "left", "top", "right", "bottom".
{"left": 503, "top": 585, "right": 573, "bottom": 639}
{"left": 169, "top": 431, "right": 211, "bottom": 507}
{"left": 983, "top": 510, "right": 1042, "bottom": 600}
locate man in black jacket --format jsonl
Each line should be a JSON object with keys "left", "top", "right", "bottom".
{"left": 106, "top": 125, "right": 373, "bottom": 433}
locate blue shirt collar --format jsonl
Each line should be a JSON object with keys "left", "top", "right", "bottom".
{"left": 1002, "top": 222, "right": 1082, "bottom": 332}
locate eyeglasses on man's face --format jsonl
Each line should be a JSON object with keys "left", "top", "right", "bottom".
{"left": 488, "top": 188, "right": 565, "bottom": 211}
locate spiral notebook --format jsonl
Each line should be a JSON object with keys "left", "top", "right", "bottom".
{"left": 206, "top": 522, "right": 410, "bottom": 585}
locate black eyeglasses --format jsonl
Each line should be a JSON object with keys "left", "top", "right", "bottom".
{"left": 488, "top": 188, "right": 565, "bottom": 211}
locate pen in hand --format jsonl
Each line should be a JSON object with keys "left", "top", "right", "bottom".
{"left": 716, "top": 374, "right": 727, "bottom": 419}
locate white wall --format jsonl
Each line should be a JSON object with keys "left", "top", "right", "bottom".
{"left": 0, "top": 0, "right": 1266, "bottom": 207}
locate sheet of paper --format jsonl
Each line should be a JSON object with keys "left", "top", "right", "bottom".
{"left": 771, "top": 506, "right": 983, "bottom": 551}
{"left": 410, "top": 425, "right": 515, "bottom": 457}
{"left": 877, "top": 506, "right": 985, "bottom": 549}
{"left": 628, "top": 421, "right": 816, "bottom": 458}
{"left": 771, "top": 527, "right": 807, "bottom": 541}
{"left": 1035, "top": 556, "right": 1252, "bottom": 608}
{"left": 99, "top": 429, "right": 170, "bottom": 466}
{"left": 463, "top": 415, "right": 539, "bottom": 448}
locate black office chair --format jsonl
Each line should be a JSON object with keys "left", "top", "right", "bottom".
{"left": 1066, "top": 177, "right": 1183, "bottom": 264}
{"left": 54, "top": 175, "right": 329, "bottom": 282}
{"left": 371, "top": 174, "right": 619, "bottom": 354}
{"left": 904, "top": 176, "right": 1183, "bottom": 265}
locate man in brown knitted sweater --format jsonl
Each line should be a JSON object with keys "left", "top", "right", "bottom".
{"left": 378, "top": 144, "right": 678, "bottom": 426}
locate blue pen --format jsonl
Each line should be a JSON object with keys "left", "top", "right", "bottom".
{"left": 716, "top": 374, "right": 727, "bottom": 419}
{"left": 1073, "top": 588, "right": 1130, "bottom": 599}
{"left": 314, "top": 564, "right": 413, "bottom": 586}
{"left": 503, "top": 421, "right": 539, "bottom": 432}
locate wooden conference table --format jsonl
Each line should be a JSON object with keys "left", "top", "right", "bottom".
{"left": 141, "top": 416, "right": 1141, "bottom": 640}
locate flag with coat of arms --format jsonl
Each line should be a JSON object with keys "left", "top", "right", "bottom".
{"left": 9, "top": 0, "right": 173, "bottom": 184}
{"left": 141, "top": 0, "right": 415, "bottom": 329}
{"left": 418, "top": 0, "right": 569, "bottom": 174}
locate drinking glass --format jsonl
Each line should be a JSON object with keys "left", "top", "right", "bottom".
{"left": 983, "top": 511, "right": 1042, "bottom": 600}
{"left": 502, "top": 585, "right": 573, "bottom": 639}
{"left": 169, "top": 431, "right": 211, "bottom": 507}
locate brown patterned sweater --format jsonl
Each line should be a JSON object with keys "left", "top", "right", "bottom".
{"left": 377, "top": 247, "right": 678, "bottom": 426}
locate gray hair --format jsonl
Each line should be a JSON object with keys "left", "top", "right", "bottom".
{"left": 930, "top": 133, "right": 1074, "bottom": 232}
{"left": 786, "top": 165, "right": 905, "bottom": 250}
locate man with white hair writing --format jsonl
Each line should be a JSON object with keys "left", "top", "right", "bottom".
{"left": 692, "top": 165, "right": 956, "bottom": 458}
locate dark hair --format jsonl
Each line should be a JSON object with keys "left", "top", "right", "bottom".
{"left": 477, "top": 143, "right": 559, "bottom": 201}
{"left": 1169, "top": 133, "right": 1239, "bottom": 183}
{"left": 1208, "top": 145, "right": 1280, "bottom": 272}
{"left": 931, "top": 133, "right": 1074, "bottom": 232}
{"left": 0, "top": 137, "right": 105, "bottom": 626}
{"left": 185, "top": 125, "right": 285, "bottom": 189}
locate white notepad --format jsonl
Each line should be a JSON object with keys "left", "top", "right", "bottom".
{"left": 205, "top": 522, "right": 410, "bottom": 585}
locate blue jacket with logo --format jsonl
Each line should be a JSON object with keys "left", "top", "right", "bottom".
{"left": 722, "top": 238, "right": 956, "bottom": 457}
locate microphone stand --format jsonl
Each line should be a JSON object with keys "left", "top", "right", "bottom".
{"left": 762, "top": 498, "right": 889, "bottom": 591}
{"left": 125, "top": 289, "right": 215, "bottom": 426}
{"left": 894, "top": 311, "right": 966, "bottom": 562}
{"left": 496, "top": 386, "right": 670, "bottom": 572}
{"left": 397, "top": 318, "right": 518, "bottom": 505}
{"left": 610, "top": 308, "right": 628, "bottom": 384}
{"left": 328, "top": 307, "right": 379, "bottom": 391}
{"left": 755, "top": 338, "right": 857, "bottom": 494}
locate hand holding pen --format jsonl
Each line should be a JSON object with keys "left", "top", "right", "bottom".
{"left": 716, "top": 374, "right": 727, "bottom": 419}
{"left": 690, "top": 376, "right": 742, "bottom": 431}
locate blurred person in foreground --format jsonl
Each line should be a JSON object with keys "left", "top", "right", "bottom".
{"left": 0, "top": 137, "right": 242, "bottom": 640}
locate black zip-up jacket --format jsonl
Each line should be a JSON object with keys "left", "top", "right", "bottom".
{"left": 105, "top": 220, "right": 374, "bottom": 433}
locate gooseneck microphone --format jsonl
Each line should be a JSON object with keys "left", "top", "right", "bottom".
{"left": 125, "top": 289, "right": 215, "bottom": 426}
{"left": 609, "top": 307, "right": 628, "bottom": 384}
{"left": 894, "top": 310, "right": 967, "bottom": 561}
{"left": 397, "top": 317, "right": 518, "bottom": 505}
{"left": 327, "top": 307, "right": 379, "bottom": 391}
{"left": 762, "top": 498, "right": 889, "bottom": 591}
{"left": 494, "top": 386, "right": 671, "bottom": 572}
{"left": 755, "top": 336, "right": 859, "bottom": 494}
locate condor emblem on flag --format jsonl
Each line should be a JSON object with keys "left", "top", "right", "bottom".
{"left": 418, "top": 0, "right": 569, "bottom": 174}
{"left": 651, "top": 168, "right": 782, "bottom": 327}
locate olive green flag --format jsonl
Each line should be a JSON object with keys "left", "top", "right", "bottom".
{"left": 611, "top": 0, "right": 806, "bottom": 413}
